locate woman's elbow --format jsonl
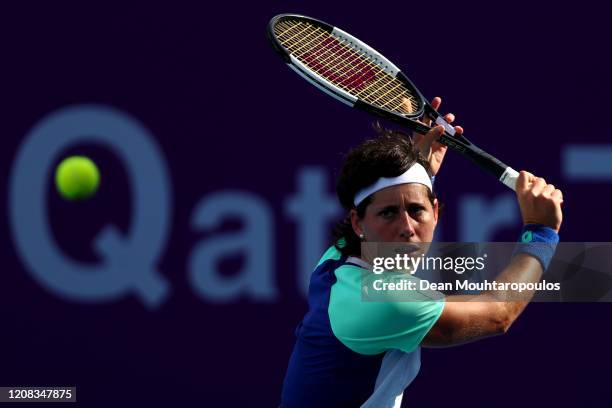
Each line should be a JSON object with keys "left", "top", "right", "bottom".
{"left": 490, "top": 302, "right": 514, "bottom": 335}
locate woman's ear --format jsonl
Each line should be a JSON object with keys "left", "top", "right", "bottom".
{"left": 350, "top": 209, "right": 363, "bottom": 237}
{"left": 432, "top": 198, "right": 439, "bottom": 224}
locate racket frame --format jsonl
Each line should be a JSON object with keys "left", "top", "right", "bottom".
{"left": 267, "top": 14, "right": 519, "bottom": 190}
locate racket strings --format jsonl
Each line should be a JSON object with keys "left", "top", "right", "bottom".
{"left": 275, "top": 19, "right": 418, "bottom": 114}
{"left": 276, "top": 21, "right": 413, "bottom": 111}
{"left": 276, "top": 22, "right": 368, "bottom": 85}
{"left": 275, "top": 21, "right": 398, "bottom": 102}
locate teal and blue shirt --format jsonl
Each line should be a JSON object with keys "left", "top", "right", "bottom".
{"left": 280, "top": 245, "right": 444, "bottom": 407}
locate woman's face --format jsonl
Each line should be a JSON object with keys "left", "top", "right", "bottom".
{"left": 351, "top": 183, "right": 438, "bottom": 243}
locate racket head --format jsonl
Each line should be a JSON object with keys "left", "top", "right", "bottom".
{"left": 267, "top": 14, "right": 429, "bottom": 125}
{"left": 268, "top": 14, "right": 517, "bottom": 190}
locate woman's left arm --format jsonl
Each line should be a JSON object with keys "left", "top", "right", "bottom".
{"left": 408, "top": 96, "right": 464, "bottom": 176}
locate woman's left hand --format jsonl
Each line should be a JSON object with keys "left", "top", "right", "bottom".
{"left": 405, "top": 96, "right": 464, "bottom": 176}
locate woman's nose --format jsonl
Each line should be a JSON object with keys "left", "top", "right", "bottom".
{"left": 398, "top": 211, "right": 416, "bottom": 239}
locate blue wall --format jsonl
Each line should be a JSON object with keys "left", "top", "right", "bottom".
{"left": 2, "top": 2, "right": 611, "bottom": 406}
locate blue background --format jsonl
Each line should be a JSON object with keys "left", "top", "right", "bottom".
{"left": 1, "top": 1, "right": 611, "bottom": 406}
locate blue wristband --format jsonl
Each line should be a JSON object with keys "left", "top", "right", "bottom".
{"left": 512, "top": 224, "right": 559, "bottom": 271}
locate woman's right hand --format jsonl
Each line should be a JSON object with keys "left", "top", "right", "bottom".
{"left": 515, "top": 171, "right": 563, "bottom": 232}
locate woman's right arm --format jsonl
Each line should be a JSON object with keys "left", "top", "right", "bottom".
{"left": 422, "top": 171, "right": 563, "bottom": 348}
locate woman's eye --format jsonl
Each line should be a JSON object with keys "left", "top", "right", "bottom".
{"left": 379, "top": 209, "right": 396, "bottom": 219}
{"left": 409, "top": 207, "right": 425, "bottom": 217}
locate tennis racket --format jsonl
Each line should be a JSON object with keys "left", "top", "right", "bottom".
{"left": 267, "top": 14, "right": 519, "bottom": 190}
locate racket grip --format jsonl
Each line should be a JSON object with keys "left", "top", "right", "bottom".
{"left": 499, "top": 167, "right": 518, "bottom": 191}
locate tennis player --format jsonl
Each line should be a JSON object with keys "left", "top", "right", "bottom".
{"left": 279, "top": 98, "right": 563, "bottom": 407}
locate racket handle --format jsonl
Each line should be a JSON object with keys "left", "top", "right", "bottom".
{"left": 499, "top": 167, "right": 518, "bottom": 191}
{"left": 424, "top": 105, "right": 519, "bottom": 191}
{"left": 438, "top": 132, "right": 518, "bottom": 191}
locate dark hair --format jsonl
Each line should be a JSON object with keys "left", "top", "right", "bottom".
{"left": 332, "top": 123, "right": 439, "bottom": 257}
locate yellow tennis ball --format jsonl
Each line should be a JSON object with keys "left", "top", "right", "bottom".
{"left": 55, "top": 156, "right": 100, "bottom": 200}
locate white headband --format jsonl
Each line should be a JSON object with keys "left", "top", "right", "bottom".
{"left": 353, "top": 163, "right": 432, "bottom": 207}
